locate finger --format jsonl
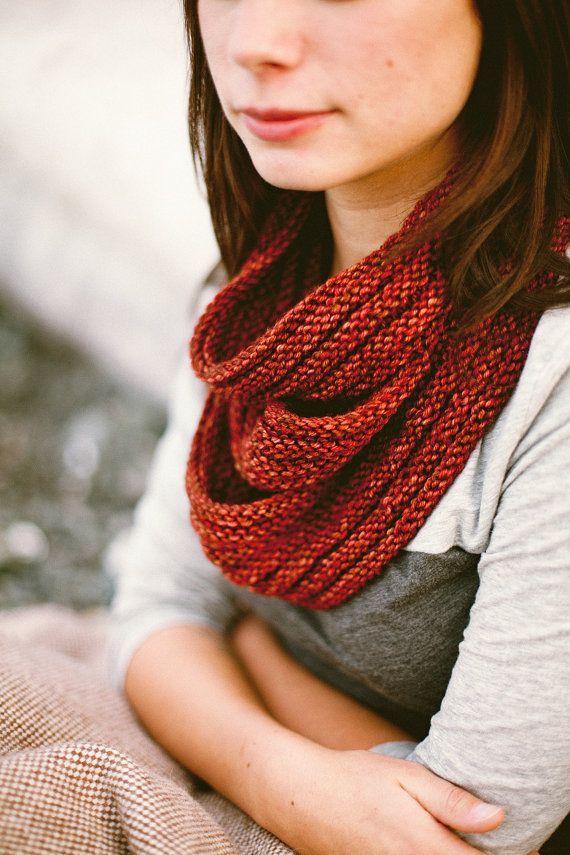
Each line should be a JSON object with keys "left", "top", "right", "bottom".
{"left": 402, "top": 799, "right": 503, "bottom": 855}
{"left": 398, "top": 764, "right": 505, "bottom": 833}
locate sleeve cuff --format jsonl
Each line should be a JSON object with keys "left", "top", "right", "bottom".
{"left": 368, "top": 740, "right": 419, "bottom": 759}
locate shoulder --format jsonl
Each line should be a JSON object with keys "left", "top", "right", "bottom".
{"left": 517, "top": 305, "right": 570, "bottom": 409}
{"left": 482, "top": 304, "right": 570, "bottom": 451}
{"left": 404, "top": 305, "right": 570, "bottom": 555}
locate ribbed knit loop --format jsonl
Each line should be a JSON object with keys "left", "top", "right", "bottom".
{"left": 190, "top": 188, "right": 448, "bottom": 396}
{"left": 186, "top": 177, "right": 569, "bottom": 608}
{"left": 229, "top": 350, "right": 434, "bottom": 492}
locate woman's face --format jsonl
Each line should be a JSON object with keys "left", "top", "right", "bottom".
{"left": 198, "top": 0, "right": 482, "bottom": 194}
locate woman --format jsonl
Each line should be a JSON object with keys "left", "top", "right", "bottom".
{"left": 110, "top": 1, "right": 569, "bottom": 853}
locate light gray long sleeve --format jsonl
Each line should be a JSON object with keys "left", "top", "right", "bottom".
{"left": 108, "top": 296, "right": 570, "bottom": 855}
{"left": 371, "top": 346, "right": 570, "bottom": 854}
{"left": 406, "top": 357, "right": 570, "bottom": 854}
{"left": 107, "top": 337, "right": 242, "bottom": 689}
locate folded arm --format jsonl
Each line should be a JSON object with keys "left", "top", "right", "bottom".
{"left": 229, "top": 611, "right": 414, "bottom": 750}
{"left": 109, "top": 353, "right": 507, "bottom": 854}
{"left": 394, "top": 364, "right": 570, "bottom": 855}
{"left": 124, "top": 618, "right": 512, "bottom": 855}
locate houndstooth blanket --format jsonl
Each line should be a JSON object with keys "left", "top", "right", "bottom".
{"left": 2, "top": 605, "right": 568, "bottom": 855}
{"left": 0, "top": 604, "right": 294, "bottom": 855}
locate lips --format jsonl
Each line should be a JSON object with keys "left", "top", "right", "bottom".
{"left": 243, "top": 107, "right": 322, "bottom": 120}
{"left": 239, "top": 106, "right": 335, "bottom": 141}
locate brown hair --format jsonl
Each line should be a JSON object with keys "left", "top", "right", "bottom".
{"left": 184, "top": 0, "right": 569, "bottom": 332}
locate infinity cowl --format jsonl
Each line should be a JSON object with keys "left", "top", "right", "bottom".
{"left": 186, "top": 181, "right": 568, "bottom": 608}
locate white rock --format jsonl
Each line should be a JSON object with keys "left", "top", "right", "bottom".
{"left": 4, "top": 521, "right": 50, "bottom": 563}
{"left": 0, "top": 0, "right": 218, "bottom": 402}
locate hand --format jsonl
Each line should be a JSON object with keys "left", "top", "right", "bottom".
{"left": 258, "top": 741, "right": 509, "bottom": 855}
{"left": 233, "top": 616, "right": 542, "bottom": 855}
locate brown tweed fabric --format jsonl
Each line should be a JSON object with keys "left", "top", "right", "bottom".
{"left": 0, "top": 605, "right": 293, "bottom": 855}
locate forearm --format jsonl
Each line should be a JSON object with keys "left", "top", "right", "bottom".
{"left": 230, "top": 615, "right": 413, "bottom": 749}
{"left": 123, "top": 622, "right": 321, "bottom": 831}
{"left": 122, "top": 623, "right": 516, "bottom": 855}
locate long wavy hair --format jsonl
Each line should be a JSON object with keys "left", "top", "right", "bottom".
{"left": 183, "top": 0, "right": 569, "bottom": 332}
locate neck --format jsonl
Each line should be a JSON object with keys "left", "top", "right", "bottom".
{"left": 325, "top": 130, "right": 457, "bottom": 276}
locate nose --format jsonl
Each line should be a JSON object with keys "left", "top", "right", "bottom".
{"left": 228, "top": 0, "right": 304, "bottom": 73}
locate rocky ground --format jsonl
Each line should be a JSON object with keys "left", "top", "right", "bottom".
{"left": 0, "top": 296, "right": 166, "bottom": 610}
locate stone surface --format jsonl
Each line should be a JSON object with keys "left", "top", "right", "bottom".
{"left": 0, "top": 0, "right": 218, "bottom": 401}
{"left": 0, "top": 296, "right": 166, "bottom": 610}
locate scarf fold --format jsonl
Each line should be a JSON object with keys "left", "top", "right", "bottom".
{"left": 186, "top": 180, "right": 568, "bottom": 609}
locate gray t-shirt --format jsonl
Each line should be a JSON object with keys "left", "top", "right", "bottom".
{"left": 108, "top": 281, "right": 570, "bottom": 855}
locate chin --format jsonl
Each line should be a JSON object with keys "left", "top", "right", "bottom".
{"left": 248, "top": 158, "right": 339, "bottom": 193}
{"left": 264, "top": 176, "right": 328, "bottom": 192}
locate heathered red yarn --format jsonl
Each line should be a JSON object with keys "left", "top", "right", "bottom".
{"left": 186, "top": 180, "right": 569, "bottom": 609}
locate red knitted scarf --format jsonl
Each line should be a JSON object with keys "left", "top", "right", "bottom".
{"left": 186, "top": 180, "right": 568, "bottom": 609}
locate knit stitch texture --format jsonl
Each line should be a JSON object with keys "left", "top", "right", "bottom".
{"left": 186, "top": 181, "right": 568, "bottom": 608}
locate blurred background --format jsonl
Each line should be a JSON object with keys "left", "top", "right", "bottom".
{"left": 0, "top": 0, "right": 218, "bottom": 610}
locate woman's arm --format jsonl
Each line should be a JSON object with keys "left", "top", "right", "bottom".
{"left": 229, "top": 612, "right": 413, "bottom": 750}
{"left": 398, "top": 356, "right": 570, "bottom": 855}
{"left": 124, "top": 621, "right": 508, "bottom": 855}
{"left": 107, "top": 303, "right": 519, "bottom": 854}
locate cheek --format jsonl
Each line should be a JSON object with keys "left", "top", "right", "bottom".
{"left": 344, "top": 9, "right": 481, "bottom": 141}
{"left": 197, "top": 5, "right": 229, "bottom": 93}
{"left": 400, "top": 3, "right": 482, "bottom": 115}
{"left": 346, "top": 46, "right": 419, "bottom": 131}
{"left": 321, "top": 16, "right": 417, "bottom": 117}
